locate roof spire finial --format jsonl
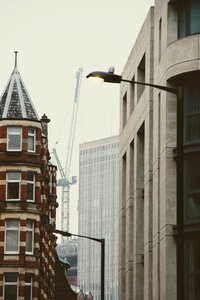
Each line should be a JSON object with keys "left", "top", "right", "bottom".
{"left": 14, "top": 51, "right": 18, "bottom": 68}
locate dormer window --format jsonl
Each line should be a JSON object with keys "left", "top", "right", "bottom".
{"left": 28, "top": 128, "right": 36, "bottom": 152}
{"left": 7, "top": 127, "right": 22, "bottom": 151}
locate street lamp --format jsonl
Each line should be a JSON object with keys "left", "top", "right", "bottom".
{"left": 86, "top": 67, "right": 178, "bottom": 94}
{"left": 53, "top": 229, "right": 105, "bottom": 300}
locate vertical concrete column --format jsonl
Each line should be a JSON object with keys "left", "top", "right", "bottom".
{"left": 152, "top": 92, "right": 161, "bottom": 300}
{"left": 159, "top": 92, "right": 177, "bottom": 300}
{"left": 125, "top": 143, "right": 134, "bottom": 300}
{"left": 133, "top": 125, "right": 144, "bottom": 300}
{"left": 119, "top": 153, "right": 126, "bottom": 299}
{"left": 144, "top": 111, "right": 153, "bottom": 300}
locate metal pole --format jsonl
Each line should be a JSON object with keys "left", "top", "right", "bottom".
{"left": 101, "top": 239, "right": 105, "bottom": 300}
{"left": 121, "top": 78, "right": 178, "bottom": 94}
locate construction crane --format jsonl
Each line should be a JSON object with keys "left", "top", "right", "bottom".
{"left": 52, "top": 67, "right": 83, "bottom": 243}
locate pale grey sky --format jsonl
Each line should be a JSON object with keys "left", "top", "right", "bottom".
{"left": 0, "top": 0, "right": 154, "bottom": 233}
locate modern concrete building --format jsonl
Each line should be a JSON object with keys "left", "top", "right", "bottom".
{"left": 119, "top": 0, "right": 200, "bottom": 300}
{"left": 0, "top": 56, "right": 77, "bottom": 300}
{"left": 119, "top": 1, "right": 200, "bottom": 300}
{"left": 78, "top": 136, "right": 119, "bottom": 300}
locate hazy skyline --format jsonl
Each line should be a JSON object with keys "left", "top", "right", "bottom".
{"left": 0, "top": 0, "right": 154, "bottom": 233}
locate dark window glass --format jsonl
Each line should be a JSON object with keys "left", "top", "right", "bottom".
{"left": 122, "top": 92, "right": 127, "bottom": 128}
{"left": 137, "top": 54, "right": 145, "bottom": 100}
{"left": 184, "top": 86, "right": 200, "bottom": 143}
{"left": 185, "top": 236, "right": 200, "bottom": 299}
{"left": 7, "top": 172, "right": 20, "bottom": 201}
{"left": 179, "top": 2, "right": 188, "bottom": 38}
{"left": 4, "top": 274, "right": 18, "bottom": 300}
{"left": 25, "top": 274, "right": 32, "bottom": 300}
{"left": 190, "top": 0, "right": 200, "bottom": 34}
{"left": 179, "top": 0, "right": 200, "bottom": 38}
{"left": 184, "top": 156, "right": 200, "bottom": 222}
{"left": 7, "top": 182, "right": 20, "bottom": 199}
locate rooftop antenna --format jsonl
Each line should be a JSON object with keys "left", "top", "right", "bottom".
{"left": 14, "top": 51, "right": 18, "bottom": 68}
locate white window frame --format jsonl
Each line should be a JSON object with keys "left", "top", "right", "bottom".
{"left": 25, "top": 274, "right": 33, "bottom": 300}
{"left": 28, "top": 128, "right": 36, "bottom": 153}
{"left": 27, "top": 173, "right": 35, "bottom": 202}
{"left": 3, "top": 274, "right": 19, "bottom": 300}
{"left": 7, "top": 127, "right": 22, "bottom": 151}
{"left": 6, "top": 172, "right": 21, "bottom": 201}
{"left": 5, "top": 220, "right": 20, "bottom": 254}
{"left": 26, "top": 220, "right": 34, "bottom": 255}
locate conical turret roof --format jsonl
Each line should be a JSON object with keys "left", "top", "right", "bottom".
{"left": 0, "top": 54, "right": 39, "bottom": 121}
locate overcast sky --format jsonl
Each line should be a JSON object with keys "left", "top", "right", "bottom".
{"left": 0, "top": 0, "right": 154, "bottom": 233}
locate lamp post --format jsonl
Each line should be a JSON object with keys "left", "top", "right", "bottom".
{"left": 53, "top": 229, "right": 105, "bottom": 300}
{"left": 86, "top": 68, "right": 178, "bottom": 94}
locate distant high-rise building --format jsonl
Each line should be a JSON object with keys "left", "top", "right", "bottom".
{"left": 78, "top": 136, "right": 119, "bottom": 300}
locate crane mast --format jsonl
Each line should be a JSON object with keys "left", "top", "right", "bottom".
{"left": 53, "top": 68, "right": 83, "bottom": 244}
{"left": 65, "top": 69, "right": 82, "bottom": 179}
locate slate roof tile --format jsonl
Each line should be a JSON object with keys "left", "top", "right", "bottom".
{"left": 0, "top": 66, "right": 39, "bottom": 121}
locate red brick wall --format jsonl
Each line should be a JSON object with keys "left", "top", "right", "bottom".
{"left": 0, "top": 120, "right": 60, "bottom": 299}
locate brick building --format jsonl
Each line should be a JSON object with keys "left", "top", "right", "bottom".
{"left": 0, "top": 56, "right": 77, "bottom": 300}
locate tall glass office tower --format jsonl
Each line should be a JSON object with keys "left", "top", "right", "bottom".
{"left": 78, "top": 136, "right": 119, "bottom": 300}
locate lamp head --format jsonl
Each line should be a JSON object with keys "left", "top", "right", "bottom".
{"left": 53, "top": 229, "right": 72, "bottom": 237}
{"left": 86, "top": 67, "right": 122, "bottom": 84}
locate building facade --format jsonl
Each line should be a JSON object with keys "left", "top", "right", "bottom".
{"left": 78, "top": 136, "right": 119, "bottom": 300}
{"left": 119, "top": 1, "right": 200, "bottom": 300}
{"left": 0, "top": 57, "right": 76, "bottom": 300}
